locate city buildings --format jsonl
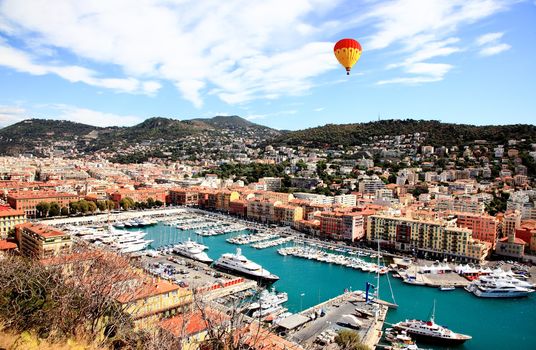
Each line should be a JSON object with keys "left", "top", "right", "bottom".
{"left": 367, "top": 214, "right": 490, "bottom": 262}
{"left": 7, "top": 190, "right": 79, "bottom": 217}
{"left": 320, "top": 211, "right": 365, "bottom": 241}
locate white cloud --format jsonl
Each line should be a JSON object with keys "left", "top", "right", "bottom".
{"left": 479, "top": 43, "right": 511, "bottom": 56}
{"left": 46, "top": 104, "right": 143, "bottom": 127}
{"left": 365, "top": 0, "right": 510, "bottom": 51}
{"left": 0, "top": 105, "right": 27, "bottom": 126}
{"left": 476, "top": 32, "right": 504, "bottom": 46}
{"left": 0, "top": 0, "right": 518, "bottom": 100}
{"left": 0, "top": 103, "right": 144, "bottom": 127}
{"left": 0, "top": 40, "right": 161, "bottom": 95}
{"left": 313, "top": 107, "right": 325, "bottom": 112}
{"left": 475, "top": 31, "right": 511, "bottom": 56}
{"left": 365, "top": 0, "right": 514, "bottom": 85}
{"left": 0, "top": 0, "right": 344, "bottom": 107}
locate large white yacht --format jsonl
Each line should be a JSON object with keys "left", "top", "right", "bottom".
{"left": 465, "top": 280, "right": 534, "bottom": 298}
{"left": 111, "top": 234, "right": 153, "bottom": 253}
{"left": 248, "top": 289, "right": 288, "bottom": 310}
{"left": 393, "top": 303, "right": 471, "bottom": 346}
{"left": 478, "top": 271, "right": 535, "bottom": 289}
{"left": 173, "top": 239, "right": 213, "bottom": 264}
{"left": 213, "top": 248, "right": 279, "bottom": 282}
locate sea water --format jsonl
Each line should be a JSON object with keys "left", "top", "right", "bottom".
{"left": 137, "top": 223, "right": 535, "bottom": 350}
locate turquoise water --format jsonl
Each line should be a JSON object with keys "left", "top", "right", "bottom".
{"left": 138, "top": 224, "right": 536, "bottom": 350}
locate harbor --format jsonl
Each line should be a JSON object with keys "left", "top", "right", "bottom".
{"left": 58, "top": 209, "right": 536, "bottom": 350}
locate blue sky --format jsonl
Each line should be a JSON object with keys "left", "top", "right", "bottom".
{"left": 0, "top": 0, "right": 535, "bottom": 130}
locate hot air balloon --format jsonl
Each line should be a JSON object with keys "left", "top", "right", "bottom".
{"left": 334, "top": 38, "right": 362, "bottom": 75}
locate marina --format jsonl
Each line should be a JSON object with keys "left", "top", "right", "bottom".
{"left": 61, "top": 211, "right": 536, "bottom": 350}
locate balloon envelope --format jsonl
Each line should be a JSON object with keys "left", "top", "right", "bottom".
{"left": 334, "top": 38, "right": 362, "bottom": 75}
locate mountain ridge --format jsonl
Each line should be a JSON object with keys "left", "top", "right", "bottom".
{"left": 1, "top": 117, "right": 535, "bottom": 157}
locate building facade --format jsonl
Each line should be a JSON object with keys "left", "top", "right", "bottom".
{"left": 367, "top": 214, "right": 490, "bottom": 262}
{"left": 16, "top": 223, "right": 72, "bottom": 259}
{"left": 0, "top": 205, "right": 26, "bottom": 238}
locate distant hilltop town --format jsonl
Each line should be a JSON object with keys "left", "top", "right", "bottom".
{"left": 1, "top": 117, "right": 536, "bottom": 262}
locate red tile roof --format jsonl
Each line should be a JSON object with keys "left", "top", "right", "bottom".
{"left": 0, "top": 205, "right": 25, "bottom": 217}
{"left": 16, "top": 223, "right": 67, "bottom": 238}
{"left": 160, "top": 309, "right": 229, "bottom": 337}
{"left": 0, "top": 240, "right": 17, "bottom": 250}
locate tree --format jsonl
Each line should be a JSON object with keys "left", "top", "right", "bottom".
{"left": 106, "top": 200, "right": 116, "bottom": 211}
{"left": 147, "top": 197, "right": 155, "bottom": 208}
{"left": 69, "top": 201, "right": 80, "bottom": 214}
{"left": 154, "top": 200, "right": 163, "bottom": 207}
{"left": 78, "top": 200, "right": 89, "bottom": 214}
{"left": 335, "top": 329, "right": 370, "bottom": 350}
{"left": 87, "top": 201, "right": 97, "bottom": 213}
{"left": 60, "top": 206, "right": 69, "bottom": 216}
{"left": 96, "top": 200, "right": 107, "bottom": 212}
{"left": 120, "top": 197, "right": 134, "bottom": 210}
{"left": 36, "top": 201, "right": 50, "bottom": 217}
{"left": 49, "top": 202, "right": 61, "bottom": 217}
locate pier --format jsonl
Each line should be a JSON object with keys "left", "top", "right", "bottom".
{"left": 284, "top": 291, "right": 388, "bottom": 349}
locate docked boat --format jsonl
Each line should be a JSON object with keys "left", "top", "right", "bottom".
{"left": 439, "top": 285, "right": 455, "bottom": 291}
{"left": 173, "top": 239, "right": 213, "bottom": 264}
{"left": 213, "top": 248, "right": 279, "bottom": 282}
{"left": 465, "top": 280, "right": 534, "bottom": 298}
{"left": 111, "top": 235, "right": 153, "bottom": 253}
{"left": 393, "top": 302, "right": 471, "bottom": 346}
{"left": 248, "top": 289, "right": 288, "bottom": 310}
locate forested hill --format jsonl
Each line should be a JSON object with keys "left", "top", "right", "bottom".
{"left": 274, "top": 119, "right": 536, "bottom": 147}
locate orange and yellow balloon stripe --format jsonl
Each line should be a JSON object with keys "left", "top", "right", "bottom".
{"left": 334, "top": 38, "right": 362, "bottom": 75}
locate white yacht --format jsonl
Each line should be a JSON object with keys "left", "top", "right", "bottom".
{"left": 252, "top": 304, "right": 286, "bottom": 319}
{"left": 465, "top": 280, "right": 534, "bottom": 298}
{"left": 213, "top": 248, "right": 279, "bottom": 282}
{"left": 478, "top": 273, "right": 535, "bottom": 289}
{"left": 393, "top": 302, "right": 471, "bottom": 346}
{"left": 173, "top": 239, "right": 213, "bottom": 264}
{"left": 248, "top": 289, "right": 288, "bottom": 310}
{"left": 111, "top": 234, "right": 153, "bottom": 253}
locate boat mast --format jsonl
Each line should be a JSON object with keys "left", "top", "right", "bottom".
{"left": 376, "top": 236, "right": 380, "bottom": 300}
{"left": 431, "top": 299, "right": 436, "bottom": 323}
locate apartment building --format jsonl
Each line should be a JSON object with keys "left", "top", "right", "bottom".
{"left": 229, "top": 199, "right": 248, "bottom": 217}
{"left": 358, "top": 175, "right": 386, "bottom": 195}
{"left": 367, "top": 214, "right": 490, "bottom": 262}
{"left": 273, "top": 204, "right": 303, "bottom": 226}
{"left": 7, "top": 190, "right": 79, "bottom": 217}
{"left": 0, "top": 205, "right": 26, "bottom": 238}
{"left": 454, "top": 212, "right": 499, "bottom": 248}
{"left": 214, "top": 190, "right": 240, "bottom": 212}
{"left": 108, "top": 188, "right": 167, "bottom": 205}
{"left": 436, "top": 197, "right": 484, "bottom": 214}
{"left": 16, "top": 223, "right": 72, "bottom": 259}
{"left": 119, "top": 278, "right": 192, "bottom": 324}
{"left": 247, "top": 198, "right": 280, "bottom": 223}
{"left": 258, "top": 177, "right": 282, "bottom": 191}
{"left": 320, "top": 211, "right": 365, "bottom": 242}
{"left": 168, "top": 188, "right": 199, "bottom": 206}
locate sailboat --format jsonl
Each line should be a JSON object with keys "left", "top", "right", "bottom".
{"left": 368, "top": 237, "right": 398, "bottom": 309}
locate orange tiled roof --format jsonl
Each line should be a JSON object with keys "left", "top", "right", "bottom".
{"left": 0, "top": 205, "right": 24, "bottom": 217}
{"left": 0, "top": 240, "right": 17, "bottom": 250}
{"left": 8, "top": 190, "right": 77, "bottom": 199}
{"left": 16, "top": 223, "right": 67, "bottom": 238}
{"left": 160, "top": 308, "right": 229, "bottom": 337}
{"left": 117, "top": 278, "right": 182, "bottom": 303}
